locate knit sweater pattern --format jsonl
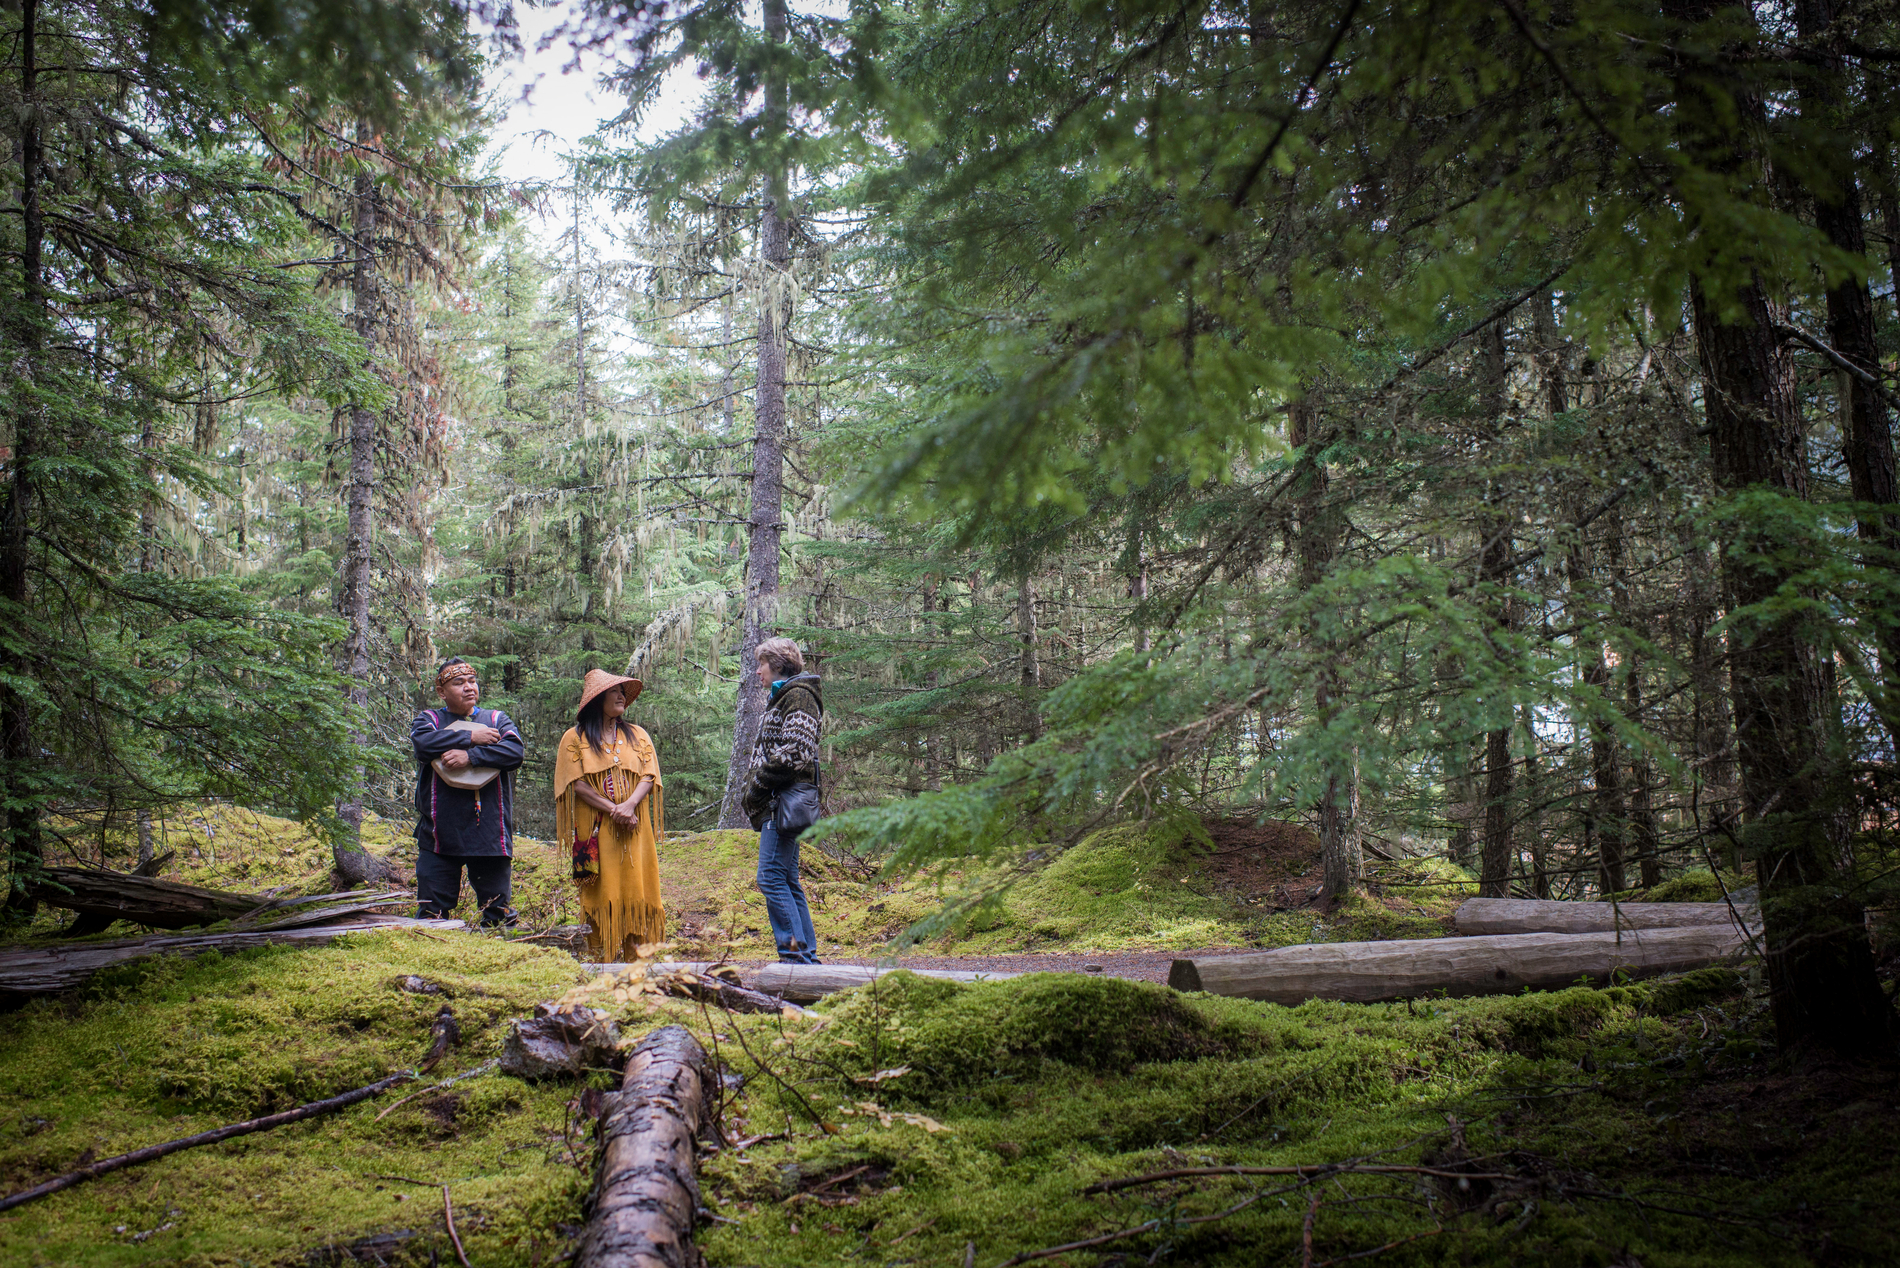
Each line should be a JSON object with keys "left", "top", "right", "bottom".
{"left": 742, "top": 675, "right": 822, "bottom": 828}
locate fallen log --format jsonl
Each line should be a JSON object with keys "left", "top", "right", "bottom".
{"left": 748, "top": 963, "right": 1022, "bottom": 1002}
{"left": 30, "top": 866, "right": 260, "bottom": 930}
{"left": 0, "top": 917, "right": 465, "bottom": 995}
{"left": 574, "top": 1024, "right": 713, "bottom": 1268}
{"left": 1168, "top": 924, "right": 1753, "bottom": 1004}
{"left": 1453, "top": 896, "right": 1756, "bottom": 936}
{"left": 648, "top": 965, "right": 811, "bottom": 1015}
{"left": 0, "top": 1071, "right": 414, "bottom": 1214}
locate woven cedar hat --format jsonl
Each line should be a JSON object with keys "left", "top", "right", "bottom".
{"left": 576, "top": 668, "right": 643, "bottom": 716}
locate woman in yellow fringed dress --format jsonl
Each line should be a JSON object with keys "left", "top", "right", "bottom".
{"left": 555, "top": 669, "right": 665, "bottom": 960}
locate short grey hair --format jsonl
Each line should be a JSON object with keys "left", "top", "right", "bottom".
{"left": 756, "top": 637, "right": 804, "bottom": 676}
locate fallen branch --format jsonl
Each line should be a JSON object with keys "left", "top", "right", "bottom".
{"left": 1082, "top": 1163, "right": 1515, "bottom": 1195}
{"left": 574, "top": 1025, "right": 714, "bottom": 1268}
{"left": 375, "top": 1061, "right": 499, "bottom": 1122}
{"left": 0, "top": 1072, "right": 415, "bottom": 1213}
{"left": 443, "top": 1185, "right": 473, "bottom": 1268}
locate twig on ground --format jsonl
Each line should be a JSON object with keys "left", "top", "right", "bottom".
{"left": 374, "top": 1061, "right": 499, "bottom": 1122}
{"left": 1302, "top": 1193, "right": 1322, "bottom": 1268}
{"left": 1315, "top": 1227, "right": 1443, "bottom": 1266}
{"left": 887, "top": 1215, "right": 938, "bottom": 1245}
{"left": 1083, "top": 1163, "right": 1514, "bottom": 1195}
{"left": 0, "top": 1072, "right": 414, "bottom": 1213}
{"left": 720, "top": 1009, "right": 834, "bottom": 1131}
{"left": 443, "top": 1185, "right": 473, "bottom": 1268}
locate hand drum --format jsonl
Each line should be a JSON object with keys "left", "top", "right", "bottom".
{"left": 431, "top": 717, "right": 501, "bottom": 790}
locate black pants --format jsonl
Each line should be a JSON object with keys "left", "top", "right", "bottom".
{"left": 415, "top": 851, "right": 514, "bottom": 925}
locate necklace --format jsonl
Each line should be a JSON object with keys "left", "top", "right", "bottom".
{"left": 609, "top": 726, "right": 622, "bottom": 765}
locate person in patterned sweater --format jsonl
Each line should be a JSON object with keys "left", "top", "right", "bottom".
{"left": 743, "top": 637, "right": 824, "bottom": 964}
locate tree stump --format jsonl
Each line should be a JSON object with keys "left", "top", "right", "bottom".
{"left": 574, "top": 1024, "right": 714, "bottom": 1268}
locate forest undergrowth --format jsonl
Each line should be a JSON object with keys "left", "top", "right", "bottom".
{"left": 2, "top": 932, "right": 1893, "bottom": 1267}
{"left": 4, "top": 808, "right": 1885, "bottom": 1266}
{"left": 17, "top": 806, "right": 1485, "bottom": 961}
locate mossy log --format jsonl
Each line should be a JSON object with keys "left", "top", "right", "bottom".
{"left": 1168, "top": 925, "right": 1754, "bottom": 1003}
{"left": 574, "top": 1024, "right": 714, "bottom": 1268}
{"left": 30, "top": 866, "right": 262, "bottom": 929}
{"left": 0, "top": 917, "right": 465, "bottom": 995}
{"left": 1453, "top": 897, "right": 1756, "bottom": 936}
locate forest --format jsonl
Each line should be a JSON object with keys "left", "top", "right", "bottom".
{"left": 2, "top": 0, "right": 1899, "bottom": 1264}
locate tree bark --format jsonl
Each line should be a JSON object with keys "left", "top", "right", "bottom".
{"left": 1476, "top": 323, "right": 1514, "bottom": 898}
{"left": 1292, "top": 398, "right": 1362, "bottom": 899}
{"left": 1796, "top": 0, "right": 1900, "bottom": 742}
{"left": 333, "top": 131, "right": 387, "bottom": 885}
{"left": 1017, "top": 575, "right": 1041, "bottom": 744}
{"left": 1668, "top": 0, "right": 1892, "bottom": 1055}
{"left": 574, "top": 1025, "right": 713, "bottom": 1268}
{"left": 1167, "top": 923, "right": 1753, "bottom": 1004}
{"left": 1, "top": 0, "right": 44, "bottom": 919}
{"left": 718, "top": 0, "right": 791, "bottom": 829}
{"left": 1453, "top": 896, "right": 1752, "bottom": 936}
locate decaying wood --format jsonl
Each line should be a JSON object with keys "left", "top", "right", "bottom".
{"left": 0, "top": 917, "right": 465, "bottom": 995}
{"left": 750, "top": 963, "right": 1022, "bottom": 1002}
{"left": 500, "top": 1005, "right": 622, "bottom": 1079}
{"left": 1168, "top": 924, "right": 1753, "bottom": 1003}
{"left": 0, "top": 1072, "right": 414, "bottom": 1213}
{"left": 574, "top": 1024, "right": 714, "bottom": 1268}
{"left": 420, "top": 1005, "right": 459, "bottom": 1072}
{"left": 647, "top": 964, "right": 808, "bottom": 1014}
{"left": 31, "top": 865, "right": 261, "bottom": 930}
{"left": 1453, "top": 896, "right": 1756, "bottom": 936}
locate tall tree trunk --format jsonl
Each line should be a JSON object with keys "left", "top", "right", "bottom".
{"left": 333, "top": 136, "right": 388, "bottom": 885}
{"left": 1519, "top": 704, "right": 1549, "bottom": 898}
{"left": 1476, "top": 324, "right": 1514, "bottom": 898}
{"left": 718, "top": 0, "right": 791, "bottom": 829}
{"left": 923, "top": 575, "right": 942, "bottom": 792}
{"left": 1292, "top": 397, "right": 1362, "bottom": 899}
{"left": 1, "top": 0, "right": 44, "bottom": 917}
{"left": 1797, "top": 0, "right": 1900, "bottom": 742}
{"left": 1626, "top": 661, "right": 1663, "bottom": 889}
{"left": 1668, "top": 0, "right": 1891, "bottom": 1055}
{"left": 1016, "top": 576, "right": 1041, "bottom": 744}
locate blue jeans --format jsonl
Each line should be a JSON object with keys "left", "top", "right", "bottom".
{"left": 757, "top": 823, "right": 820, "bottom": 964}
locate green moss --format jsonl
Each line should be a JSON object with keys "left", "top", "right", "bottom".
{"left": 685, "top": 964, "right": 1891, "bottom": 1268}
{"left": 1631, "top": 869, "right": 1750, "bottom": 904}
{"left": 0, "top": 929, "right": 595, "bottom": 1267}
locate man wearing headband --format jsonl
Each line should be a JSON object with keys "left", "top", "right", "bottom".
{"left": 410, "top": 657, "right": 525, "bottom": 925}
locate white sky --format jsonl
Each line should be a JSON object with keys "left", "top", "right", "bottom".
{"left": 481, "top": 1, "right": 701, "bottom": 233}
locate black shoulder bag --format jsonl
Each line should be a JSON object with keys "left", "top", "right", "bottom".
{"left": 772, "top": 757, "right": 822, "bottom": 835}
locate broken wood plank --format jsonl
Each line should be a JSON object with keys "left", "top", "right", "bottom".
{"left": 574, "top": 1024, "right": 713, "bottom": 1268}
{"left": 30, "top": 866, "right": 261, "bottom": 930}
{"left": 1168, "top": 924, "right": 1753, "bottom": 1004}
{"left": 1452, "top": 896, "right": 1756, "bottom": 936}
{"left": 0, "top": 917, "right": 465, "bottom": 995}
{"left": 0, "top": 1072, "right": 414, "bottom": 1213}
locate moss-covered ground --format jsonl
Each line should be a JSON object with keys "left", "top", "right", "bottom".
{"left": 5, "top": 932, "right": 1893, "bottom": 1267}
{"left": 11, "top": 804, "right": 1889, "bottom": 1265}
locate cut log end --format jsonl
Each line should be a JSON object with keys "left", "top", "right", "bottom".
{"left": 1167, "top": 960, "right": 1203, "bottom": 993}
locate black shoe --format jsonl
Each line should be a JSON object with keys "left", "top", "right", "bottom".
{"left": 481, "top": 907, "right": 519, "bottom": 929}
